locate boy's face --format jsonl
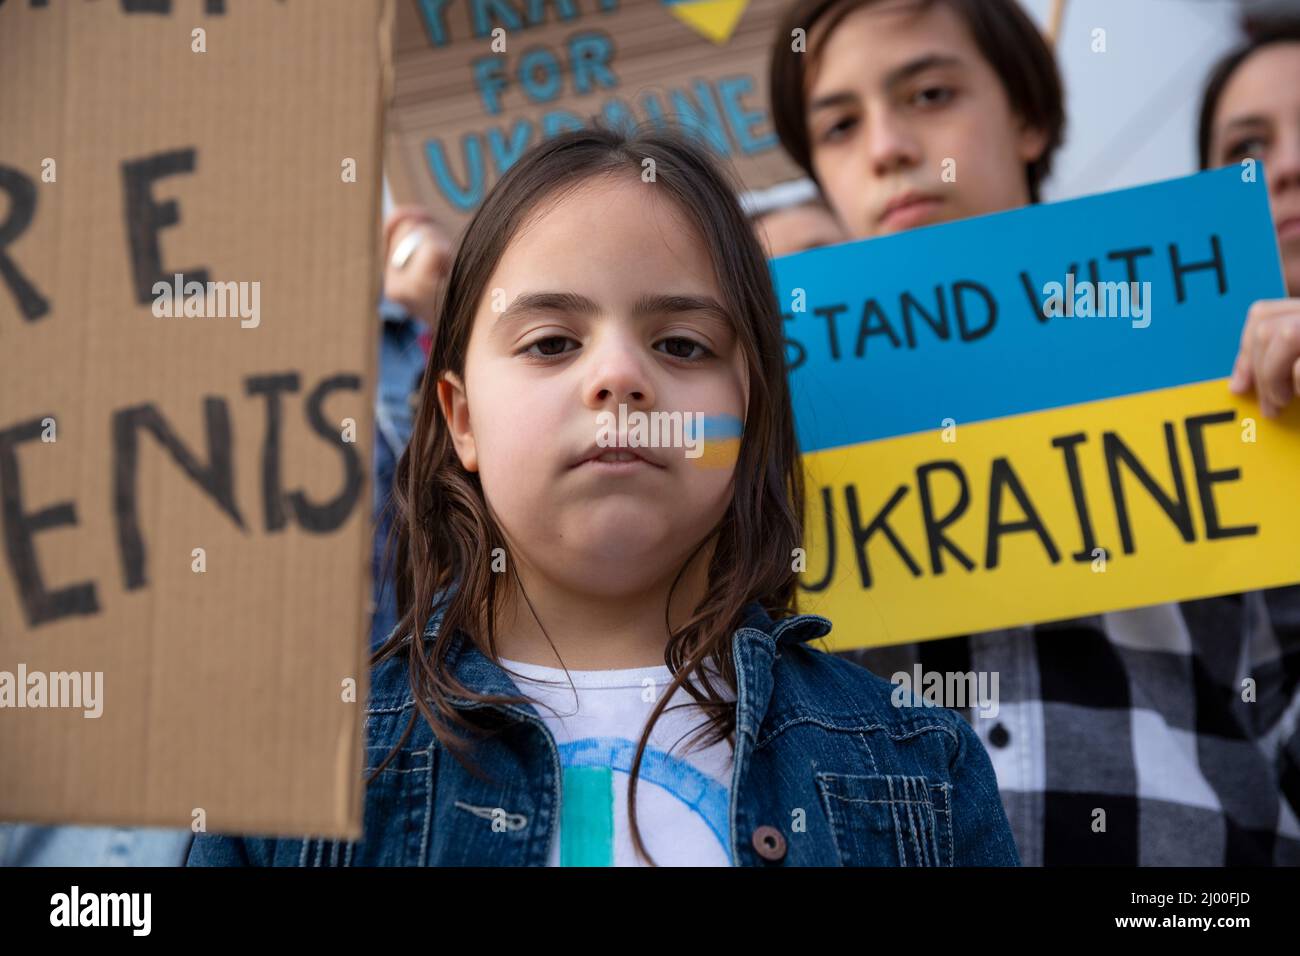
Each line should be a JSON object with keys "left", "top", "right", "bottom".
{"left": 438, "top": 175, "right": 749, "bottom": 597}
{"left": 1207, "top": 42, "right": 1300, "bottom": 296}
{"left": 804, "top": 0, "right": 1048, "bottom": 240}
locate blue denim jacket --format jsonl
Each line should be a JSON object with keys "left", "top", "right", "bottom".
{"left": 188, "top": 601, "right": 1019, "bottom": 866}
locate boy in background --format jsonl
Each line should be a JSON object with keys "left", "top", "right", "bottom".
{"left": 769, "top": 0, "right": 1300, "bottom": 864}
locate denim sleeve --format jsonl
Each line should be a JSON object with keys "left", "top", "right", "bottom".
{"left": 186, "top": 832, "right": 275, "bottom": 866}
{"left": 948, "top": 716, "right": 1021, "bottom": 866}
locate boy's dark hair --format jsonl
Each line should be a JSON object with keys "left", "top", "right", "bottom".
{"left": 1197, "top": 18, "right": 1300, "bottom": 170}
{"left": 768, "top": 0, "right": 1065, "bottom": 203}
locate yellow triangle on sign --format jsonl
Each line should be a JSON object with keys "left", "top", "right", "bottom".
{"left": 668, "top": 0, "right": 750, "bottom": 45}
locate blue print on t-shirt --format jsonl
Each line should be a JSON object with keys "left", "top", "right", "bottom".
{"left": 558, "top": 737, "right": 731, "bottom": 854}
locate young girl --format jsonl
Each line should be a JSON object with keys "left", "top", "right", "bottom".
{"left": 186, "top": 124, "right": 1017, "bottom": 867}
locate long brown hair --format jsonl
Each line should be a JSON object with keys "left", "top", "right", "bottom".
{"left": 371, "top": 123, "right": 807, "bottom": 865}
{"left": 768, "top": 0, "right": 1065, "bottom": 203}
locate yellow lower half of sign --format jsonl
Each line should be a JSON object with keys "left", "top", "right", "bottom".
{"left": 795, "top": 379, "right": 1300, "bottom": 650}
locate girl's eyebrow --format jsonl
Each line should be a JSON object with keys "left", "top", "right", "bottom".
{"left": 497, "top": 291, "right": 599, "bottom": 325}
{"left": 1219, "top": 114, "right": 1271, "bottom": 135}
{"left": 497, "top": 291, "right": 731, "bottom": 326}
{"left": 632, "top": 292, "right": 731, "bottom": 326}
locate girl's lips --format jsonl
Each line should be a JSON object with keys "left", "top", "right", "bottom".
{"left": 574, "top": 456, "right": 661, "bottom": 475}
{"left": 572, "top": 449, "right": 665, "bottom": 473}
{"left": 1278, "top": 217, "right": 1300, "bottom": 243}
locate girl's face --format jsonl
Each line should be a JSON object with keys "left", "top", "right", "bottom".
{"left": 438, "top": 174, "right": 750, "bottom": 597}
{"left": 1208, "top": 42, "right": 1300, "bottom": 296}
{"left": 805, "top": 0, "right": 1047, "bottom": 239}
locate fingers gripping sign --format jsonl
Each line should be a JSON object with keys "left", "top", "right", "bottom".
{"left": 1231, "top": 299, "right": 1300, "bottom": 418}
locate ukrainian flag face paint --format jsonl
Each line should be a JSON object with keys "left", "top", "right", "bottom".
{"left": 592, "top": 405, "right": 744, "bottom": 469}
{"left": 687, "top": 413, "right": 744, "bottom": 469}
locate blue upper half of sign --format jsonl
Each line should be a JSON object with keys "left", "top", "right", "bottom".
{"left": 770, "top": 167, "right": 1287, "bottom": 454}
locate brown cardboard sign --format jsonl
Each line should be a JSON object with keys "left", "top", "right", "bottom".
{"left": 0, "top": 0, "right": 391, "bottom": 840}
{"left": 385, "top": 0, "right": 802, "bottom": 228}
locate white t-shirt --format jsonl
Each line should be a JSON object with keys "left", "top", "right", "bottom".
{"left": 497, "top": 655, "right": 736, "bottom": 867}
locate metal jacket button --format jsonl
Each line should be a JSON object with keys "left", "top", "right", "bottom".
{"left": 752, "top": 825, "right": 787, "bottom": 862}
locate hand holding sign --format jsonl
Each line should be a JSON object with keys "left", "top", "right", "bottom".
{"left": 1231, "top": 298, "right": 1300, "bottom": 418}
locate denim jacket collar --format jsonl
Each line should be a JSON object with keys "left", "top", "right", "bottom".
{"left": 737, "top": 601, "right": 833, "bottom": 647}
{"left": 729, "top": 603, "right": 833, "bottom": 740}
{"left": 380, "top": 600, "right": 833, "bottom": 718}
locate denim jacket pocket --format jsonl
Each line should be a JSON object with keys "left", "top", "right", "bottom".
{"left": 815, "top": 772, "right": 953, "bottom": 867}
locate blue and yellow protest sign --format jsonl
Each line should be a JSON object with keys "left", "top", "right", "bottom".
{"left": 772, "top": 167, "right": 1300, "bottom": 649}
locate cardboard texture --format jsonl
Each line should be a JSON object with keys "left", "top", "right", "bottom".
{"left": 0, "top": 0, "right": 392, "bottom": 840}
{"left": 385, "top": 0, "right": 803, "bottom": 229}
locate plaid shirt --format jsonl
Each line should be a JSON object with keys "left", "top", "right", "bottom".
{"left": 836, "top": 586, "right": 1300, "bottom": 865}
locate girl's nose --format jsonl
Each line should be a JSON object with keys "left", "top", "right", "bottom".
{"left": 583, "top": 332, "right": 655, "bottom": 411}
{"left": 1269, "top": 124, "right": 1300, "bottom": 193}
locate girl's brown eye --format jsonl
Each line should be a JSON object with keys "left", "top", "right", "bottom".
{"left": 1225, "top": 136, "right": 1267, "bottom": 162}
{"left": 519, "top": 335, "right": 576, "bottom": 359}
{"left": 657, "top": 337, "right": 713, "bottom": 361}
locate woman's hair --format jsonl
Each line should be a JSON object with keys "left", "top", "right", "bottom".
{"left": 371, "top": 123, "right": 807, "bottom": 865}
{"left": 1197, "top": 18, "right": 1300, "bottom": 170}
{"left": 768, "top": 0, "right": 1065, "bottom": 203}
